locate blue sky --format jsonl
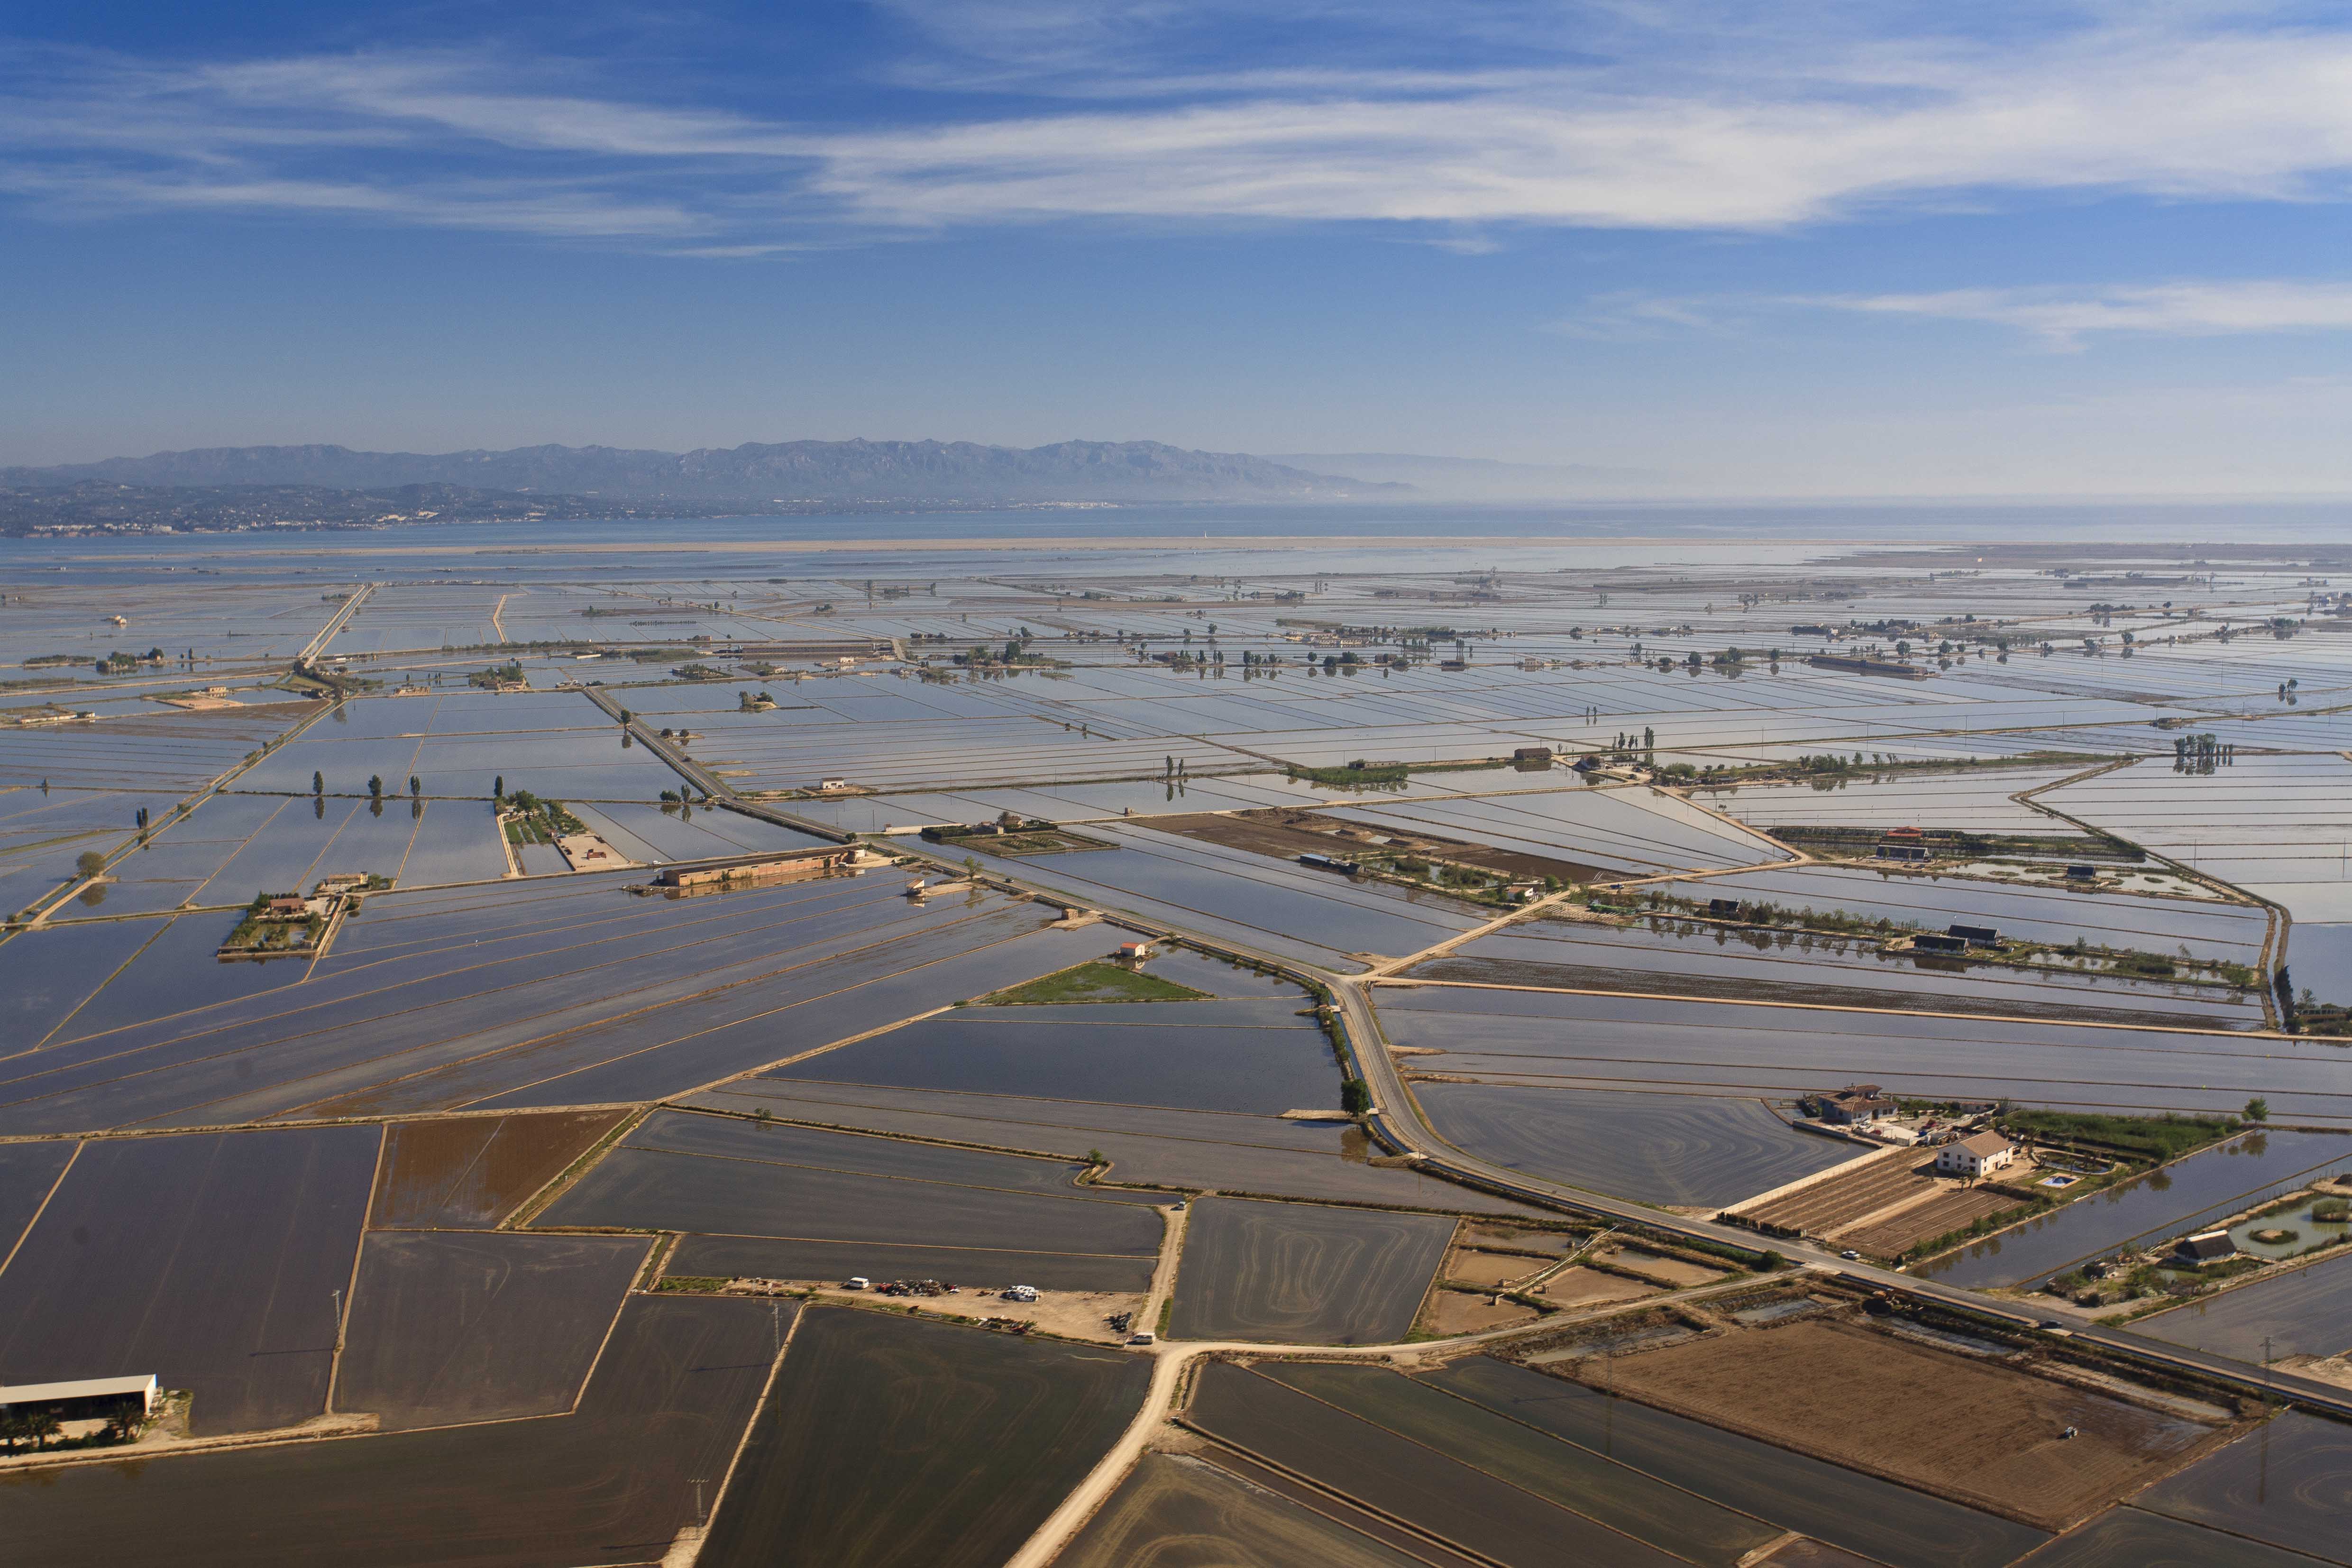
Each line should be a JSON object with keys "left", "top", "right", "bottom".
{"left": 6, "top": 1, "right": 2352, "bottom": 495}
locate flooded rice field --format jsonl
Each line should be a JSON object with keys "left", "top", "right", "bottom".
{"left": 0, "top": 874, "right": 1097, "bottom": 1132}
{"left": 1168, "top": 1197, "right": 1453, "bottom": 1343}
{"left": 1656, "top": 863, "right": 2270, "bottom": 966}
{"left": 1376, "top": 986, "right": 2352, "bottom": 1128}
{"left": 954, "top": 821, "right": 1484, "bottom": 969}
{"left": 688, "top": 1077, "right": 1545, "bottom": 1213}
{"left": 537, "top": 1109, "right": 1165, "bottom": 1288}
{"left": 1412, "top": 1081, "right": 1853, "bottom": 1206}
{"left": 0, "top": 1292, "right": 778, "bottom": 1565}
{"left": 1414, "top": 912, "right": 2265, "bottom": 1028}
{"left": 699, "top": 1306, "right": 1147, "bottom": 1568}
{"left": 333, "top": 1230, "right": 649, "bottom": 1430}
{"left": 15, "top": 535, "right": 2352, "bottom": 1553}
{"left": 2041, "top": 753, "right": 2352, "bottom": 920}
{"left": 769, "top": 999, "right": 1341, "bottom": 1114}
{"left": 1698, "top": 764, "right": 2096, "bottom": 836}
{"left": 0, "top": 1124, "right": 379, "bottom": 1433}
{"left": 2127, "top": 1411, "right": 2352, "bottom": 1565}
{"left": 2131, "top": 1246, "right": 2352, "bottom": 1364}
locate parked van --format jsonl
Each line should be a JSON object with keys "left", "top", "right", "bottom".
{"left": 1127, "top": 1330, "right": 1156, "bottom": 1346}
{"left": 845, "top": 1276, "right": 870, "bottom": 1291}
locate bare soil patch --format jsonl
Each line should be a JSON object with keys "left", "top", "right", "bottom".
{"left": 372, "top": 1110, "right": 628, "bottom": 1229}
{"left": 1461, "top": 1222, "right": 1583, "bottom": 1254}
{"left": 1529, "top": 1265, "right": 1656, "bottom": 1310}
{"left": 1442, "top": 1247, "right": 1551, "bottom": 1288}
{"left": 1601, "top": 1246, "right": 1730, "bottom": 1287}
{"left": 783, "top": 1283, "right": 1146, "bottom": 1343}
{"left": 1417, "top": 1287, "right": 1541, "bottom": 1338}
{"left": 1840, "top": 1187, "right": 2020, "bottom": 1258}
{"left": 1588, "top": 1317, "right": 2237, "bottom": 1530}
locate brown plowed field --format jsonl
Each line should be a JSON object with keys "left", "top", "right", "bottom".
{"left": 1442, "top": 1248, "right": 1551, "bottom": 1288}
{"left": 1839, "top": 1187, "right": 2022, "bottom": 1258}
{"left": 1587, "top": 1318, "right": 2237, "bottom": 1531}
{"left": 1734, "top": 1149, "right": 1938, "bottom": 1235}
{"left": 371, "top": 1110, "right": 628, "bottom": 1229}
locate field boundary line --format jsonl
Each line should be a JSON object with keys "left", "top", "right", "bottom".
{"left": 562, "top": 1235, "right": 659, "bottom": 1415}
{"left": 325, "top": 1125, "right": 390, "bottom": 1414}
{"left": 0, "top": 1137, "right": 80, "bottom": 1280}
{"left": 503, "top": 1107, "right": 651, "bottom": 1230}
{"left": 596, "top": 1137, "right": 1166, "bottom": 1213}
{"left": 2013, "top": 755, "right": 2288, "bottom": 1027}
{"left": 156, "top": 896, "right": 993, "bottom": 1127}
{"left": 19, "top": 679, "right": 352, "bottom": 928}
{"left": 1171, "top": 1417, "right": 1515, "bottom": 1568}
{"left": 450, "top": 924, "right": 1026, "bottom": 1113}
{"left": 1368, "top": 976, "right": 2303, "bottom": 1042}
{"left": 1228, "top": 1358, "right": 1747, "bottom": 1563}
{"left": 678, "top": 1293, "right": 808, "bottom": 1565}
{"left": 19, "top": 917, "right": 174, "bottom": 1056}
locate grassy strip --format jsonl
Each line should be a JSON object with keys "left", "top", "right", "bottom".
{"left": 2003, "top": 1109, "right": 2241, "bottom": 1162}
{"left": 974, "top": 961, "right": 1210, "bottom": 1006}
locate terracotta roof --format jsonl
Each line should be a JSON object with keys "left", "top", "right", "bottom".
{"left": 1953, "top": 1131, "right": 2012, "bottom": 1156}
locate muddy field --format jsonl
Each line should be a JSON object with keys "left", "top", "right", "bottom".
{"left": 1425, "top": 1356, "right": 2046, "bottom": 1568}
{"left": 372, "top": 1110, "right": 629, "bottom": 1229}
{"left": 1586, "top": 1318, "right": 2235, "bottom": 1530}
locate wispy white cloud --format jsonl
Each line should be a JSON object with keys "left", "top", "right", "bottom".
{"left": 4, "top": 8, "right": 2352, "bottom": 245}
{"left": 1810, "top": 280, "right": 2352, "bottom": 346}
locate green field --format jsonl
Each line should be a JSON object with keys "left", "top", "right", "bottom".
{"left": 978, "top": 961, "right": 1210, "bottom": 1005}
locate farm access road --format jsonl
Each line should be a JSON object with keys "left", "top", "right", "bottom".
{"left": 1000, "top": 1270, "right": 1787, "bottom": 1568}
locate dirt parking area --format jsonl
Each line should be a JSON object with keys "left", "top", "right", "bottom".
{"left": 784, "top": 1284, "right": 1146, "bottom": 1344}
{"left": 1589, "top": 1317, "right": 2238, "bottom": 1530}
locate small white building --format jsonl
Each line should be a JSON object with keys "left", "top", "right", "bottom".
{"left": 1936, "top": 1131, "right": 2016, "bottom": 1180}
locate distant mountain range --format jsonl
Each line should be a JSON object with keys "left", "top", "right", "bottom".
{"left": 1265, "top": 453, "right": 1661, "bottom": 498}
{"left": 2, "top": 439, "right": 1400, "bottom": 504}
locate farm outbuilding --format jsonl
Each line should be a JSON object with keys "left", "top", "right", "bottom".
{"left": 0, "top": 1373, "right": 158, "bottom": 1425}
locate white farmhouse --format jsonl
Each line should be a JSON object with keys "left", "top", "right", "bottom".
{"left": 1935, "top": 1131, "right": 2016, "bottom": 1181}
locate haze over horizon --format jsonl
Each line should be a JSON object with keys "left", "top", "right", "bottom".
{"left": 8, "top": 3, "right": 2352, "bottom": 498}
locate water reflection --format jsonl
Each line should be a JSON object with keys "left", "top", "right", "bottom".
{"left": 1918, "top": 1129, "right": 2349, "bottom": 1289}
